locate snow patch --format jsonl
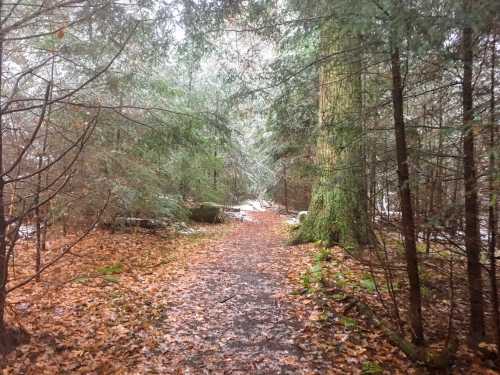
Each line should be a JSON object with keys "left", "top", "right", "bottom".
{"left": 19, "top": 224, "right": 36, "bottom": 239}
{"left": 233, "top": 199, "right": 271, "bottom": 212}
{"left": 226, "top": 211, "right": 254, "bottom": 222}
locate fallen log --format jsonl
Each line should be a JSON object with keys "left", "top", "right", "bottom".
{"left": 224, "top": 207, "right": 241, "bottom": 213}
{"left": 113, "top": 217, "right": 165, "bottom": 229}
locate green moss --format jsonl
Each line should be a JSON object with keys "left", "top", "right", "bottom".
{"left": 332, "top": 293, "right": 346, "bottom": 301}
{"left": 421, "top": 285, "right": 431, "bottom": 299}
{"left": 360, "top": 274, "right": 376, "bottom": 292}
{"left": 301, "top": 249, "right": 330, "bottom": 293}
{"left": 334, "top": 271, "right": 347, "bottom": 288}
{"left": 289, "top": 24, "right": 374, "bottom": 250}
{"left": 291, "top": 187, "right": 341, "bottom": 246}
{"left": 339, "top": 315, "right": 358, "bottom": 330}
{"left": 301, "top": 272, "right": 312, "bottom": 290}
{"left": 74, "top": 276, "right": 89, "bottom": 284}
{"left": 291, "top": 165, "right": 374, "bottom": 248}
{"left": 416, "top": 242, "right": 427, "bottom": 254}
{"left": 97, "top": 262, "right": 123, "bottom": 275}
{"left": 103, "top": 274, "right": 120, "bottom": 283}
{"left": 315, "top": 248, "right": 332, "bottom": 262}
{"left": 362, "top": 361, "right": 383, "bottom": 374}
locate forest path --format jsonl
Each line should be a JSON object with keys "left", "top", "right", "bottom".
{"left": 139, "top": 211, "right": 330, "bottom": 374}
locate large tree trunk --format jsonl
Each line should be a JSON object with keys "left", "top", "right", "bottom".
{"left": 294, "top": 20, "right": 372, "bottom": 247}
{"left": 390, "top": 44, "right": 424, "bottom": 345}
{"left": 462, "top": 0, "right": 485, "bottom": 346}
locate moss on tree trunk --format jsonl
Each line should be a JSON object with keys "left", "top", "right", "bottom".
{"left": 293, "top": 19, "right": 373, "bottom": 248}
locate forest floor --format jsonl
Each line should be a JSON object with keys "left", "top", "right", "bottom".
{"left": 2, "top": 211, "right": 497, "bottom": 374}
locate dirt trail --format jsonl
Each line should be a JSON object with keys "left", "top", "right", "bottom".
{"left": 139, "top": 211, "right": 329, "bottom": 374}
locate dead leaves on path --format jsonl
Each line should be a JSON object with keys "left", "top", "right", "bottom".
{"left": 132, "top": 212, "right": 329, "bottom": 374}
{"left": 3, "top": 211, "right": 493, "bottom": 374}
{"left": 3, "top": 224, "right": 230, "bottom": 374}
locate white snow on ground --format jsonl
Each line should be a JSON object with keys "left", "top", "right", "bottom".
{"left": 285, "top": 211, "right": 308, "bottom": 226}
{"left": 226, "top": 211, "right": 254, "bottom": 222}
{"left": 233, "top": 199, "right": 271, "bottom": 212}
{"left": 19, "top": 224, "right": 36, "bottom": 239}
{"left": 227, "top": 200, "right": 273, "bottom": 222}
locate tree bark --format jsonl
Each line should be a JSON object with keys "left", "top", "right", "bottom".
{"left": 487, "top": 32, "right": 499, "bottom": 356}
{"left": 294, "top": 19, "right": 373, "bottom": 247}
{"left": 213, "top": 149, "right": 217, "bottom": 189}
{"left": 462, "top": 0, "right": 485, "bottom": 345}
{"left": 390, "top": 45, "right": 424, "bottom": 345}
{"left": 0, "top": 0, "right": 6, "bottom": 337}
{"left": 283, "top": 164, "right": 288, "bottom": 213}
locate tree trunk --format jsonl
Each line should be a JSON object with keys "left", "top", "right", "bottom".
{"left": 213, "top": 149, "right": 217, "bottom": 189}
{"left": 0, "top": 178, "right": 6, "bottom": 339}
{"left": 462, "top": 0, "right": 485, "bottom": 345}
{"left": 294, "top": 19, "right": 373, "bottom": 247}
{"left": 384, "top": 135, "right": 391, "bottom": 222}
{"left": 34, "top": 164, "right": 44, "bottom": 281}
{"left": 283, "top": 164, "right": 288, "bottom": 213}
{"left": 487, "top": 32, "right": 499, "bottom": 356}
{"left": 369, "top": 142, "right": 377, "bottom": 225}
{"left": 0, "top": 6, "right": 6, "bottom": 337}
{"left": 34, "top": 56, "right": 54, "bottom": 281}
{"left": 390, "top": 45, "right": 424, "bottom": 345}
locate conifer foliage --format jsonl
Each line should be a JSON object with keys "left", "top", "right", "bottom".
{"left": 1, "top": 0, "right": 500, "bottom": 372}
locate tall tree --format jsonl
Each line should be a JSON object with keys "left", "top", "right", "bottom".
{"left": 294, "top": 15, "right": 373, "bottom": 247}
{"left": 388, "top": 1, "right": 424, "bottom": 345}
{"left": 487, "top": 30, "right": 499, "bottom": 355}
{"left": 389, "top": 48, "right": 425, "bottom": 346}
{"left": 461, "top": 0, "right": 485, "bottom": 346}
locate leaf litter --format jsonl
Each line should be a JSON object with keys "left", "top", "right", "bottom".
{"left": 3, "top": 211, "right": 488, "bottom": 374}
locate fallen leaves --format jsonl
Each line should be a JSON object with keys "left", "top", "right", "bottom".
{"left": 2, "top": 223, "right": 230, "bottom": 374}
{"left": 2, "top": 211, "right": 495, "bottom": 374}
